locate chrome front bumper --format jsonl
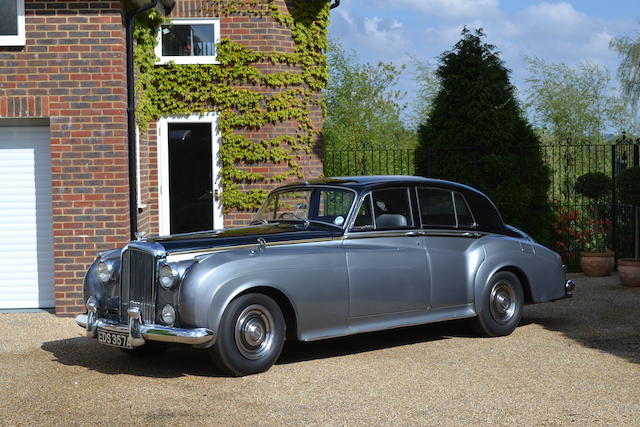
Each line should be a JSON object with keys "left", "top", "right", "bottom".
{"left": 75, "top": 301, "right": 214, "bottom": 347}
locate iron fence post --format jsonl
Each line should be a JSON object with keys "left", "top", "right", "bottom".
{"left": 634, "top": 139, "right": 639, "bottom": 258}
{"left": 611, "top": 144, "right": 617, "bottom": 256}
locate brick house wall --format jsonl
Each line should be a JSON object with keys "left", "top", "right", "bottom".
{"left": 0, "top": 0, "right": 325, "bottom": 315}
{"left": 0, "top": 0, "right": 129, "bottom": 316}
{"left": 136, "top": 0, "right": 324, "bottom": 233}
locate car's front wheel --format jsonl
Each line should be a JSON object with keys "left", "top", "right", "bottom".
{"left": 472, "top": 271, "right": 524, "bottom": 337}
{"left": 209, "top": 293, "right": 285, "bottom": 376}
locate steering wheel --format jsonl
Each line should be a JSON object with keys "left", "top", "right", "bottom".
{"left": 279, "top": 212, "right": 301, "bottom": 220}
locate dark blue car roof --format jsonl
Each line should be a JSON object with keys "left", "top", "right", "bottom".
{"left": 280, "top": 175, "right": 512, "bottom": 235}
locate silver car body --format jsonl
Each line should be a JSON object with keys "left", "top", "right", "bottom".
{"left": 76, "top": 176, "right": 571, "bottom": 349}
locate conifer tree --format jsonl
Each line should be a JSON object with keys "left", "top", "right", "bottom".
{"left": 417, "top": 28, "right": 552, "bottom": 242}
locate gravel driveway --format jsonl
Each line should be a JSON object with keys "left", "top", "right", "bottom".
{"left": 1, "top": 273, "right": 639, "bottom": 426}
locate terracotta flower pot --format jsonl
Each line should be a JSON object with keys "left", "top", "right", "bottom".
{"left": 618, "top": 258, "right": 640, "bottom": 287}
{"left": 580, "top": 251, "right": 614, "bottom": 277}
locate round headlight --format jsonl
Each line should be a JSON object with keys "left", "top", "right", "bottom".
{"left": 96, "top": 261, "right": 112, "bottom": 284}
{"left": 159, "top": 264, "right": 179, "bottom": 290}
{"left": 161, "top": 304, "right": 176, "bottom": 325}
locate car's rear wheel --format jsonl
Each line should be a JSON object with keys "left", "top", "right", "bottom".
{"left": 472, "top": 271, "right": 524, "bottom": 337}
{"left": 209, "top": 293, "right": 285, "bottom": 376}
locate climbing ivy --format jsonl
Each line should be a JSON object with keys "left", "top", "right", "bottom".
{"left": 132, "top": 0, "right": 330, "bottom": 210}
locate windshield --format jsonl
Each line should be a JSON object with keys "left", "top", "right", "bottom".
{"left": 253, "top": 187, "right": 356, "bottom": 228}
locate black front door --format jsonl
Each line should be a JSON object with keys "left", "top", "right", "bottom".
{"left": 168, "top": 122, "right": 213, "bottom": 234}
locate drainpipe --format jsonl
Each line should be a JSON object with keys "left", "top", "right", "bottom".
{"left": 124, "top": 1, "right": 157, "bottom": 240}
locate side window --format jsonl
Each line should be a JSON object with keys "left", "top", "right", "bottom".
{"left": 417, "top": 188, "right": 456, "bottom": 227}
{"left": 316, "top": 190, "right": 354, "bottom": 226}
{"left": 454, "top": 193, "right": 476, "bottom": 228}
{"left": 352, "top": 194, "right": 374, "bottom": 229}
{"left": 371, "top": 188, "right": 413, "bottom": 229}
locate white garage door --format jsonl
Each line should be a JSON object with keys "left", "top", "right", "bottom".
{"left": 0, "top": 126, "right": 54, "bottom": 309}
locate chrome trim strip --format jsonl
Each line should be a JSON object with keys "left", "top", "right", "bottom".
{"left": 169, "top": 237, "right": 336, "bottom": 256}
{"left": 75, "top": 314, "right": 215, "bottom": 345}
{"left": 423, "top": 230, "right": 485, "bottom": 238}
{"left": 343, "top": 229, "right": 423, "bottom": 240}
{"left": 343, "top": 229, "right": 486, "bottom": 240}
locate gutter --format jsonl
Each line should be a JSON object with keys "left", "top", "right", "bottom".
{"left": 124, "top": 1, "right": 158, "bottom": 240}
{"left": 124, "top": 0, "right": 175, "bottom": 239}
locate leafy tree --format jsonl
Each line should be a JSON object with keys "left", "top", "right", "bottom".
{"left": 411, "top": 57, "right": 440, "bottom": 128}
{"left": 525, "top": 57, "right": 638, "bottom": 143}
{"left": 323, "top": 39, "right": 416, "bottom": 152}
{"left": 417, "top": 28, "right": 552, "bottom": 243}
{"left": 610, "top": 30, "right": 640, "bottom": 110}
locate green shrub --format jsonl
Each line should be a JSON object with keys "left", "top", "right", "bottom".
{"left": 574, "top": 172, "right": 611, "bottom": 200}
{"left": 617, "top": 167, "right": 640, "bottom": 205}
{"left": 416, "top": 29, "right": 552, "bottom": 244}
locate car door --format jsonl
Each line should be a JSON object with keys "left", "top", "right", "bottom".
{"left": 416, "top": 187, "right": 483, "bottom": 309}
{"left": 343, "top": 188, "right": 431, "bottom": 319}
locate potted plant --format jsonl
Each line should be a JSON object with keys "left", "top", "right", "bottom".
{"left": 552, "top": 207, "right": 613, "bottom": 275}
{"left": 617, "top": 166, "right": 640, "bottom": 287}
{"left": 574, "top": 172, "right": 614, "bottom": 276}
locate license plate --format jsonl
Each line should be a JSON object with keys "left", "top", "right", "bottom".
{"left": 97, "top": 329, "right": 132, "bottom": 349}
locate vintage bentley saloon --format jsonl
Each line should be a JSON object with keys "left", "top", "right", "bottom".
{"left": 76, "top": 176, "right": 574, "bottom": 376}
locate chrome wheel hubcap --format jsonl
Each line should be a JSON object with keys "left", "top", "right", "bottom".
{"left": 490, "top": 281, "right": 516, "bottom": 322}
{"left": 235, "top": 304, "right": 274, "bottom": 360}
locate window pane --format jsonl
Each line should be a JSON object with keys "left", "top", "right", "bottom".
{"left": 317, "top": 190, "right": 354, "bottom": 226}
{"left": 417, "top": 188, "right": 455, "bottom": 227}
{"left": 352, "top": 194, "right": 373, "bottom": 229}
{"left": 372, "top": 188, "right": 412, "bottom": 228}
{"left": 161, "top": 23, "right": 215, "bottom": 57}
{"left": 0, "top": 1, "right": 18, "bottom": 36}
{"left": 274, "top": 191, "right": 311, "bottom": 220}
{"left": 454, "top": 193, "right": 475, "bottom": 227}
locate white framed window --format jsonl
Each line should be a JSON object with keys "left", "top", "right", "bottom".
{"left": 0, "top": 0, "right": 25, "bottom": 46}
{"left": 155, "top": 18, "right": 220, "bottom": 65}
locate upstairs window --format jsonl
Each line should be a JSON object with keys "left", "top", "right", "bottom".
{"left": 156, "top": 18, "right": 220, "bottom": 64}
{"left": 0, "top": 0, "right": 25, "bottom": 46}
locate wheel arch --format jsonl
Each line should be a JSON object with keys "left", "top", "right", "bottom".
{"left": 236, "top": 286, "right": 299, "bottom": 341}
{"left": 496, "top": 265, "right": 533, "bottom": 305}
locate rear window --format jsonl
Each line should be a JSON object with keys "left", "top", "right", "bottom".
{"left": 417, "top": 188, "right": 475, "bottom": 228}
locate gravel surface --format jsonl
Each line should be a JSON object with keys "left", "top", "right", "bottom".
{"left": 1, "top": 273, "right": 639, "bottom": 426}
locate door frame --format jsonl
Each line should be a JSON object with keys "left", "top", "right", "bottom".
{"left": 157, "top": 113, "right": 223, "bottom": 235}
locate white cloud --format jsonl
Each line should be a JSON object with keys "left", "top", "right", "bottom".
{"left": 363, "top": 17, "right": 408, "bottom": 51}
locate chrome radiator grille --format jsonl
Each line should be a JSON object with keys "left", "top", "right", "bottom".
{"left": 120, "top": 247, "right": 156, "bottom": 324}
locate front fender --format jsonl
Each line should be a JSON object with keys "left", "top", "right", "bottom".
{"left": 177, "top": 241, "right": 349, "bottom": 344}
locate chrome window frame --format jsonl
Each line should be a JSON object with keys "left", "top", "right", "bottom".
{"left": 348, "top": 191, "right": 376, "bottom": 231}
{"left": 254, "top": 185, "right": 359, "bottom": 230}
{"left": 348, "top": 187, "right": 415, "bottom": 232}
{"left": 415, "top": 187, "right": 477, "bottom": 230}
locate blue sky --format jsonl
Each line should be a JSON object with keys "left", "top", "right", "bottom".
{"left": 328, "top": 0, "right": 639, "bottom": 114}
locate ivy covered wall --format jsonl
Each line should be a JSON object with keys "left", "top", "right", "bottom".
{"left": 133, "top": 0, "right": 330, "bottom": 231}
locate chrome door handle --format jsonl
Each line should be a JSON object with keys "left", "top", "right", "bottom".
{"left": 462, "top": 232, "right": 482, "bottom": 238}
